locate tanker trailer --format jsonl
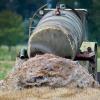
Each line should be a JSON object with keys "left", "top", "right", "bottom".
{"left": 20, "top": 4, "right": 98, "bottom": 80}
{"left": 28, "top": 7, "right": 85, "bottom": 59}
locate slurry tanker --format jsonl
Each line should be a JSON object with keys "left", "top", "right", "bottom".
{"left": 19, "top": 4, "right": 99, "bottom": 82}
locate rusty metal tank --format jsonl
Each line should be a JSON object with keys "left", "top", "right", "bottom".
{"left": 28, "top": 9, "right": 87, "bottom": 59}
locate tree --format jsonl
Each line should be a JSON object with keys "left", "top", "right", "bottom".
{"left": 91, "top": 0, "right": 100, "bottom": 44}
{"left": 0, "top": 10, "right": 24, "bottom": 51}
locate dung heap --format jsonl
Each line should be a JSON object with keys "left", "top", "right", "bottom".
{"left": 0, "top": 54, "right": 99, "bottom": 90}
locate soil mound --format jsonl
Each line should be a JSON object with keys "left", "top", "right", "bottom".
{"left": 0, "top": 54, "right": 99, "bottom": 90}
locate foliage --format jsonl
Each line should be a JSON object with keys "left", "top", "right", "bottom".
{"left": 91, "top": 0, "right": 100, "bottom": 44}
{"left": 0, "top": 0, "right": 46, "bottom": 18}
{"left": 0, "top": 10, "right": 24, "bottom": 49}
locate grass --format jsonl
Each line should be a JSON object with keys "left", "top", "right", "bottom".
{"left": 98, "top": 47, "right": 100, "bottom": 58}
{"left": 0, "top": 45, "right": 26, "bottom": 79}
{"left": 0, "top": 87, "right": 100, "bottom": 100}
{"left": 97, "top": 58, "right": 100, "bottom": 72}
{"left": 0, "top": 61, "right": 14, "bottom": 80}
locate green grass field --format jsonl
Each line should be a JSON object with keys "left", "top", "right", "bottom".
{"left": 98, "top": 47, "right": 100, "bottom": 58}
{"left": 0, "top": 45, "right": 100, "bottom": 80}
{"left": 0, "top": 61, "right": 14, "bottom": 80}
{"left": 0, "top": 45, "right": 26, "bottom": 79}
{"left": 0, "top": 45, "right": 26, "bottom": 61}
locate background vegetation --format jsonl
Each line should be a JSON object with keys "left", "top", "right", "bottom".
{"left": 0, "top": 0, "right": 100, "bottom": 45}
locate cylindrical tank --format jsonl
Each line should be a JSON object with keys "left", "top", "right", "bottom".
{"left": 28, "top": 10, "right": 85, "bottom": 59}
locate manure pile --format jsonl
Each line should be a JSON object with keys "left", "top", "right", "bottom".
{"left": 0, "top": 54, "right": 99, "bottom": 90}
